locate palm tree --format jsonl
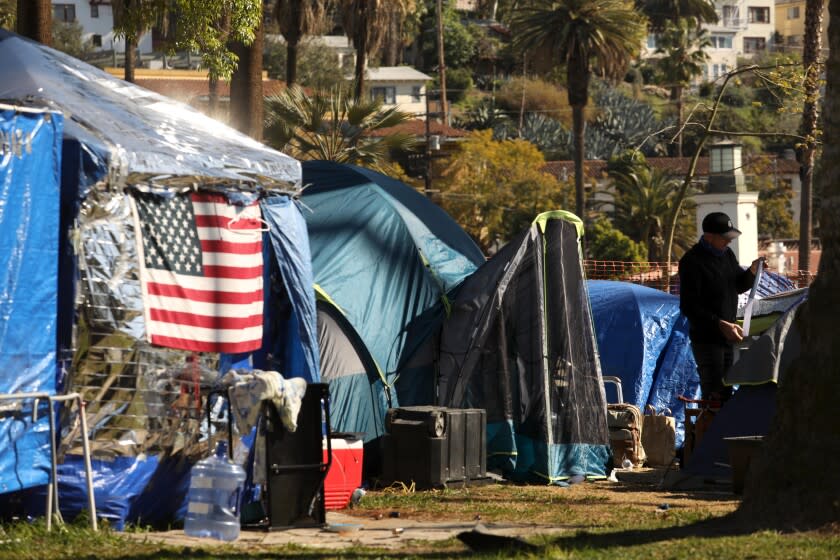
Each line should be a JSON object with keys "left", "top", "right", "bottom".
{"left": 274, "top": 0, "right": 332, "bottom": 87}
{"left": 16, "top": 0, "right": 51, "bottom": 45}
{"left": 604, "top": 163, "right": 695, "bottom": 260}
{"left": 340, "top": 0, "right": 388, "bottom": 101}
{"left": 230, "top": 8, "right": 264, "bottom": 139}
{"left": 638, "top": 0, "right": 717, "bottom": 31}
{"left": 796, "top": 0, "right": 826, "bottom": 274}
{"left": 655, "top": 17, "right": 710, "bottom": 157}
{"left": 514, "top": 0, "right": 647, "bottom": 222}
{"left": 264, "top": 85, "right": 419, "bottom": 174}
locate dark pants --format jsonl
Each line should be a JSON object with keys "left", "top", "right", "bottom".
{"left": 690, "top": 342, "right": 734, "bottom": 402}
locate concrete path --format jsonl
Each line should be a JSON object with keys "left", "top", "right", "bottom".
{"left": 124, "top": 511, "right": 568, "bottom": 551}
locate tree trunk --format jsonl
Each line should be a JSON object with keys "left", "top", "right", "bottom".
{"left": 796, "top": 0, "right": 825, "bottom": 276}
{"left": 675, "top": 85, "right": 684, "bottom": 158}
{"left": 124, "top": 34, "right": 136, "bottom": 83}
{"left": 353, "top": 31, "right": 368, "bottom": 101}
{"left": 572, "top": 105, "right": 586, "bottom": 222}
{"left": 286, "top": 41, "right": 299, "bottom": 86}
{"left": 567, "top": 60, "right": 590, "bottom": 224}
{"left": 230, "top": 18, "right": 264, "bottom": 140}
{"left": 436, "top": 0, "right": 448, "bottom": 124}
{"left": 208, "top": 76, "right": 219, "bottom": 118}
{"left": 737, "top": 0, "right": 840, "bottom": 529}
{"left": 17, "top": 0, "right": 51, "bottom": 46}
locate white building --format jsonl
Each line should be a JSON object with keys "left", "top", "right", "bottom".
{"left": 364, "top": 67, "right": 433, "bottom": 117}
{"left": 642, "top": 0, "right": 776, "bottom": 82}
{"left": 52, "top": 1, "right": 153, "bottom": 54}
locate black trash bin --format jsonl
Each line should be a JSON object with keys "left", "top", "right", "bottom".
{"left": 262, "top": 382, "right": 332, "bottom": 529}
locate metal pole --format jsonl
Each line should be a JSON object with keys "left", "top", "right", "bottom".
{"left": 436, "top": 0, "right": 448, "bottom": 125}
{"left": 425, "top": 91, "right": 432, "bottom": 197}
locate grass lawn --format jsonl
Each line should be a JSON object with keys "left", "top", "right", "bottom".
{"left": 1, "top": 470, "right": 837, "bottom": 559}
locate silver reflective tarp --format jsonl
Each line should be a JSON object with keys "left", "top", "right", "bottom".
{"left": 0, "top": 30, "right": 300, "bottom": 192}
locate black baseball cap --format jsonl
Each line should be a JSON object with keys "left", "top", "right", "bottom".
{"left": 702, "top": 212, "right": 741, "bottom": 240}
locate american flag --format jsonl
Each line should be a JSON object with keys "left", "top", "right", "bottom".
{"left": 131, "top": 191, "right": 264, "bottom": 353}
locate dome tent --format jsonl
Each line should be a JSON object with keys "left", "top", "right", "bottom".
{"left": 301, "top": 161, "right": 485, "bottom": 467}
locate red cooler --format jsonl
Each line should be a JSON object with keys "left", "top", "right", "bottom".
{"left": 322, "top": 433, "right": 364, "bottom": 510}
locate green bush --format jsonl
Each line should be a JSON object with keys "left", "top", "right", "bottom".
{"left": 495, "top": 77, "right": 571, "bottom": 126}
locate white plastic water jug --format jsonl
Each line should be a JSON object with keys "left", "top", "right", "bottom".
{"left": 184, "top": 441, "right": 246, "bottom": 541}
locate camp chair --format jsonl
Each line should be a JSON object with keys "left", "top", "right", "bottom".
{"left": 0, "top": 392, "right": 97, "bottom": 531}
{"left": 679, "top": 395, "right": 722, "bottom": 467}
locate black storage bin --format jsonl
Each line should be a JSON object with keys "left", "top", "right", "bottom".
{"left": 381, "top": 406, "right": 487, "bottom": 489}
{"left": 263, "top": 383, "right": 331, "bottom": 530}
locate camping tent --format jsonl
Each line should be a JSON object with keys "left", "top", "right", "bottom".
{"left": 588, "top": 280, "right": 701, "bottom": 447}
{"left": 301, "top": 161, "right": 485, "bottom": 455}
{"left": 437, "top": 211, "right": 611, "bottom": 483}
{"left": 0, "top": 31, "right": 317, "bottom": 527}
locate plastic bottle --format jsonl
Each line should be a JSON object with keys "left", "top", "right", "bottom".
{"left": 184, "top": 441, "right": 246, "bottom": 541}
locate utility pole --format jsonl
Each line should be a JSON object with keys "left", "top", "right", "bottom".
{"left": 425, "top": 91, "right": 433, "bottom": 198}
{"left": 436, "top": 0, "right": 448, "bottom": 125}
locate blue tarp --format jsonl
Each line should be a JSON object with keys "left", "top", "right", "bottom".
{"left": 259, "top": 196, "right": 320, "bottom": 383}
{"left": 0, "top": 107, "right": 63, "bottom": 493}
{"left": 588, "top": 280, "right": 701, "bottom": 447}
{"left": 0, "top": 32, "right": 318, "bottom": 528}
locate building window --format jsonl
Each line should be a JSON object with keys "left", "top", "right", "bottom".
{"left": 787, "top": 6, "right": 800, "bottom": 18}
{"left": 370, "top": 86, "right": 396, "bottom": 104}
{"left": 53, "top": 4, "right": 76, "bottom": 23}
{"left": 92, "top": 34, "right": 102, "bottom": 47}
{"left": 710, "top": 35, "right": 733, "bottom": 48}
{"left": 91, "top": 4, "right": 99, "bottom": 18}
{"left": 647, "top": 34, "right": 657, "bottom": 49}
{"left": 743, "top": 36, "right": 767, "bottom": 53}
{"left": 411, "top": 85, "right": 422, "bottom": 102}
{"left": 722, "top": 5, "right": 739, "bottom": 26}
{"left": 748, "top": 6, "right": 770, "bottom": 23}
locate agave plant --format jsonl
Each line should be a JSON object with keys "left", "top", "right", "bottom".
{"left": 494, "top": 113, "right": 570, "bottom": 161}
{"left": 264, "top": 85, "right": 420, "bottom": 174}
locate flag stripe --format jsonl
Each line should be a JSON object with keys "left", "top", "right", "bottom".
{"left": 149, "top": 308, "right": 263, "bottom": 330}
{"left": 147, "top": 281, "right": 262, "bottom": 305}
{"left": 147, "top": 322, "right": 262, "bottom": 344}
{"left": 201, "top": 239, "right": 262, "bottom": 255}
{"left": 146, "top": 268, "right": 263, "bottom": 295}
{"left": 201, "top": 250, "right": 262, "bottom": 268}
{"left": 145, "top": 293, "right": 262, "bottom": 318}
{"left": 149, "top": 334, "right": 263, "bottom": 355}
{"left": 195, "top": 214, "right": 262, "bottom": 230}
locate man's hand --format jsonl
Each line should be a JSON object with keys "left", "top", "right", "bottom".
{"left": 750, "top": 257, "right": 766, "bottom": 275}
{"left": 718, "top": 319, "right": 744, "bottom": 343}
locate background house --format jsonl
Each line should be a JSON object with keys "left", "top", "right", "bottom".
{"left": 641, "top": 0, "right": 776, "bottom": 81}
{"left": 364, "top": 66, "right": 433, "bottom": 117}
{"left": 52, "top": 0, "right": 153, "bottom": 55}
{"left": 774, "top": 0, "right": 829, "bottom": 53}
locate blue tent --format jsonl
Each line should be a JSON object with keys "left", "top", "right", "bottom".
{"left": 0, "top": 31, "right": 317, "bottom": 528}
{"left": 588, "top": 280, "right": 701, "bottom": 447}
{"left": 301, "top": 161, "right": 485, "bottom": 451}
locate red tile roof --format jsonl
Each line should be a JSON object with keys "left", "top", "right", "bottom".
{"left": 367, "top": 119, "right": 469, "bottom": 138}
{"left": 542, "top": 155, "right": 801, "bottom": 180}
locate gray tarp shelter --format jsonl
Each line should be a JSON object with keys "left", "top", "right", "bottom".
{"left": 437, "top": 211, "right": 611, "bottom": 483}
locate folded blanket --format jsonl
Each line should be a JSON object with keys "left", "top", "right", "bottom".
{"left": 222, "top": 369, "right": 308, "bottom": 434}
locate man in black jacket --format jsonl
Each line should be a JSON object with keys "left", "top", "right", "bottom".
{"left": 679, "top": 212, "right": 763, "bottom": 402}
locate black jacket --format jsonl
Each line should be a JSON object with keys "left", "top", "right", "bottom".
{"left": 678, "top": 241, "right": 755, "bottom": 344}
